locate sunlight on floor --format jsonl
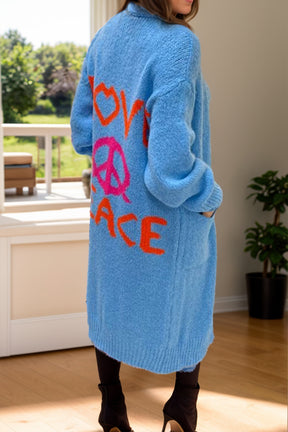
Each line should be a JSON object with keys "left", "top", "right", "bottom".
{"left": 0, "top": 390, "right": 285, "bottom": 432}
{"left": 197, "top": 390, "right": 286, "bottom": 432}
{"left": 143, "top": 387, "right": 286, "bottom": 432}
{"left": 5, "top": 182, "right": 89, "bottom": 203}
{"left": 0, "top": 397, "right": 99, "bottom": 432}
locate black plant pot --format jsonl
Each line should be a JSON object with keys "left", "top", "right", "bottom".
{"left": 246, "top": 272, "right": 287, "bottom": 319}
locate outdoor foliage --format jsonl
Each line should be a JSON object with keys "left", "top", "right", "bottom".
{"left": 244, "top": 170, "right": 288, "bottom": 277}
{"left": 34, "top": 42, "right": 87, "bottom": 116}
{"left": 32, "top": 99, "right": 56, "bottom": 115}
{"left": 0, "top": 29, "right": 87, "bottom": 121}
{"left": 0, "top": 30, "right": 42, "bottom": 122}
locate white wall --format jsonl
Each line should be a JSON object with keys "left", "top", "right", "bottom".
{"left": 193, "top": 0, "right": 288, "bottom": 299}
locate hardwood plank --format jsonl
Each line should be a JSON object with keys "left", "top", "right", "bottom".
{"left": 0, "top": 422, "right": 15, "bottom": 432}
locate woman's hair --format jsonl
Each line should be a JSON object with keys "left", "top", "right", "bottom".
{"left": 117, "top": 0, "right": 199, "bottom": 31}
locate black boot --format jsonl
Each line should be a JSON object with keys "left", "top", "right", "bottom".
{"left": 98, "top": 381, "right": 134, "bottom": 432}
{"left": 162, "top": 363, "right": 201, "bottom": 432}
{"left": 95, "top": 347, "right": 133, "bottom": 432}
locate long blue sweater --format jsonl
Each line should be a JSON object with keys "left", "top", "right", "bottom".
{"left": 71, "top": 1, "right": 223, "bottom": 374}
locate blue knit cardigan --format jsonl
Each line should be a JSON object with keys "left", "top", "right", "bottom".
{"left": 70, "top": 1, "right": 223, "bottom": 374}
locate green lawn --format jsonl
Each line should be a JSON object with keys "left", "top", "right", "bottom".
{"left": 4, "top": 114, "right": 90, "bottom": 178}
{"left": 23, "top": 114, "right": 70, "bottom": 124}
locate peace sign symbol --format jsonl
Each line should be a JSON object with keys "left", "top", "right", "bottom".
{"left": 92, "top": 137, "right": 131, "bottom": 203}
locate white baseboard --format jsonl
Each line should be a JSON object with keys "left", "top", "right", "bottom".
{"left": 214, "top": 295, "right": 248, "bottom": 313}
{"left": 3, "top": 296, "right": 287, "bottom": 357}
{"left": 9, "top": 312, "right": 92, "bottom": 357}
{"left": 214, "top": 294, "right": 288, "bottom": 314}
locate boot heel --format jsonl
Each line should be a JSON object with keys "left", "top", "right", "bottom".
{"left": 101, "top": 427, "right": 119, "bottom": 432}
{"left": 161, "top": 413, "right": 170, "bottom": 432}
{"left": 162, "top": 413, "right": 184, "bottom": 432}
{"left": 102, "top": 427, "right": 121, "bottom": 432}
{"left": 100, "top": 423, "right": 133, "bottom": 432}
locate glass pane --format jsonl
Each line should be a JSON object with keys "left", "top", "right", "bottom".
{"left": 1, "top": 0, "right": 91, "bottom": 200}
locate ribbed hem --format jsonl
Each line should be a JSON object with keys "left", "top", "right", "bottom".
{"left": 200, "top": 182, "right": 223, "bottom": 212}
{"left": 87, "top": 319, "right": 214, "bottom": 374}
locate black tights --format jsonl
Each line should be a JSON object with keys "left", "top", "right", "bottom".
{"left": 95, "top": 347, "right": 121, "bottom": 385}
{"left": 95, "top": 347, "right": 200, "bottom": 386}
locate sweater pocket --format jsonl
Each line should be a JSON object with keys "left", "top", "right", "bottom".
{"left": 180, "top": 208, "right": 215, "bottom": 269}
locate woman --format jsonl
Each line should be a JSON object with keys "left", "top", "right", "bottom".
{"left": 71, "top": 0, "right": 223, "bottom": 431}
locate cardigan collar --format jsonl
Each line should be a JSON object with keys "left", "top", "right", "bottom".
{"left": 126, "top": 2, "right": 159, "bottom": 19}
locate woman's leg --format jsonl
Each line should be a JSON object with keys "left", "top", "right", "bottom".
{"left": 162, "top": 363, "right": 201, "bottom": 432}
{"left": 95, "top": 346, "right": 121, "bottom": 384}
{"left": 95, "top": 347, "right": 133, "bottom": 432}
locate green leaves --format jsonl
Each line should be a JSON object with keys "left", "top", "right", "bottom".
{"left": 245, "top": 170, "right": 288, "bottom": 276}
{"left": 246, "top": 170, "right": 288, "bottom": 214}
{"left": 0, "top": 29, "right": 88, "bottom": 121}
{"left": 0, "top": 30, "right": 42, "bottom": 122}
{"left": 244, "top": 222, "right": 288, "bottom": 277}
{"left": 33, "top": 42, "right": 87, "bottom": 116}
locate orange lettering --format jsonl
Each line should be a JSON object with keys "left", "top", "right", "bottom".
{"left": 92, "top": 196, "right": 167, "bottom": 255}
{"left": 142, "top": 108, "right": 151, "bottom": 148}
{"left": 95, "top": 197, "right": 116, "bottom": 238}
{"left": 93, "top": 82, "right": 120, "bottom": 126}
{"left": 120, "top": 90, "right": 144, "bottom": 139}
{"left": 117, "top": 213, "right": 138, "bottom": 247}
{"left": 88, "top": 76, "right": 94, "bottom": 92}
{"left": 140, "top": 216, "right": 167, "bottom": 255}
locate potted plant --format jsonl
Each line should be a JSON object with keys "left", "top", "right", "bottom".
{"left": 244, "top": 170, "right": 288, "bottom": 319}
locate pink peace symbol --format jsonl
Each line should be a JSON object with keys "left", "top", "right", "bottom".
{"left": 92, "top": 137, "right": 131, "bottom": 203}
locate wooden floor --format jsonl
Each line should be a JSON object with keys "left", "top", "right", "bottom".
{"left": 0, "top": 311, "right": 287, "bottom": 432}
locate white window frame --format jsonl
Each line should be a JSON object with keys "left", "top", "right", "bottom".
{"left": 0, "top": 0, "right": 121, "bottom": 213}
{"left": 90, "top": 0, "right": 121, "bottom": 39}
{"left": 0, "top": 63, "right": 4, "bottom": 213}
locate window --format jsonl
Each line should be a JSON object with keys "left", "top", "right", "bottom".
{"left": 0, "top": 0, "right": 90, "bottom": 210}
{"left": 0, "top": 0, "right": 122, "bottom": 213}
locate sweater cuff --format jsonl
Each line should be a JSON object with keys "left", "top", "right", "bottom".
{"left": 201, "top": 182, "right": 223, "bottom": 212}
{"left": 182, "top": 181, "right": 223, "bottom": 213}
{"left": 71, "top": 141, "right": 92, "bottom": 157}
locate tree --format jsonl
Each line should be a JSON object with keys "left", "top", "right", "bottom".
{"left": 34, "top": 42, "right": 87, "bottom": 116}
{"left": 0, "top": 30, "right": 87, "bottom": 121}
{"left": 0, "top": 30, "right": 41, "bottom": 122}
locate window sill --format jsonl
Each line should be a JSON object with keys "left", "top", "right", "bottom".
{"left": 3, "top": 181, "right": 91, "bottom": 213}
{"left": 3, "top": 199, "right": 90, "bottom": 214}
{"left": 0, "top": 206, "right": 90, "bottom": 237}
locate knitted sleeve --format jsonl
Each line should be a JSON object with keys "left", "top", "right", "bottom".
{"left": 144, "top": 79, "right": 223, "bottom": 213}
{"left": 70, "top": 55, "right": 93, "bottom": 156}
